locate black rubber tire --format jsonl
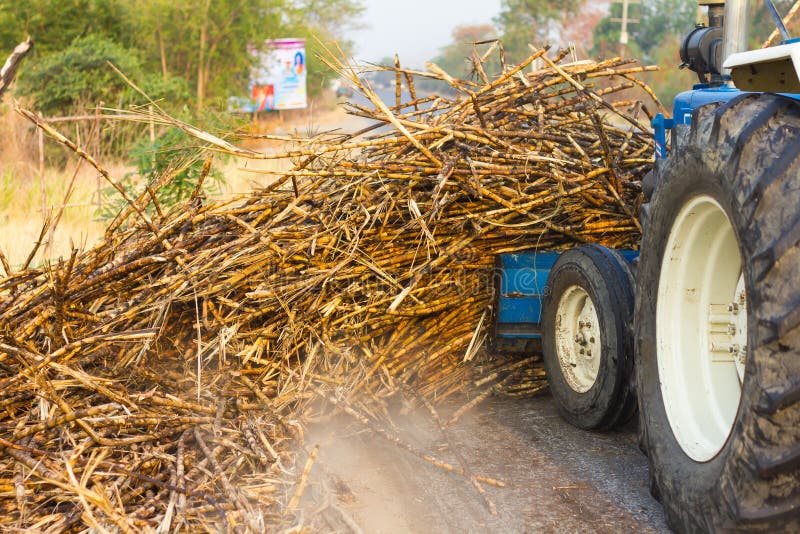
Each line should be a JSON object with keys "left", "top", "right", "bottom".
{"left": 541, "top": 244, "right": 636, "bottom": 430}
{"left": 636, "top": 93, "right": 800, "bottom": 532}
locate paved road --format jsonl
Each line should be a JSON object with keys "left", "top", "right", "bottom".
{"left": 303, "top": 394, "right": 670, "bottom": 533}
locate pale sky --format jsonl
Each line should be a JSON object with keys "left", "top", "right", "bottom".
{"left": 350, "top": 0, "right": 503, "bottom": 68}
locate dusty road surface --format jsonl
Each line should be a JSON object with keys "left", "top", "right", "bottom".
{"left": 301, "top": 394, "right": 670, "bottom": 533}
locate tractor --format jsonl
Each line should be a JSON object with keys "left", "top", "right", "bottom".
{"left": 492, "top": 1, "right": 799, "bottom": 530}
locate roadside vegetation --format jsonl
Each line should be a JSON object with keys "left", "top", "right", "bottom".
{"left": 3, "top": 0, "right": 799, "bottom": 267}
{"left": 408, "top": 0, "right": 800, "bottom": 104}
{"left": 0, "top": 0, "right": 361, "bottom": 266}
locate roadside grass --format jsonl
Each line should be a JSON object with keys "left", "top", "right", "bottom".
{"left": 0, "top": 158, "right": 292, "bottom": 270}
{"left": 0, "top": 163, "right": 108, "bottom": 269}
{"left": 0, "top": 100, "right": 351, "bottom": 270}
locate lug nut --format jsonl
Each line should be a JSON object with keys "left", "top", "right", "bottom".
{"left": 589, "top": 337, "right": 595, "bottom": 343}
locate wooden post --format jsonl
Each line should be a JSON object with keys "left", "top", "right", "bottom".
{"left": 149, "top": 105, "right": 156, "bottom": 143}
{"left": 611, "top": 0, "right": 641, "bottom": 57}
{"left": 38, "top": 117, "right": 50, "bottom": 259}
{"left": 95, "top": 104, "right": 102, "bottom": 206}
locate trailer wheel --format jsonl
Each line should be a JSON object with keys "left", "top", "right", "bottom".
{"left": 636, "top": 93, "right": 800, "bottom": 531}
{"left": 541, "top": 245, "right": 636, "bottom": 430}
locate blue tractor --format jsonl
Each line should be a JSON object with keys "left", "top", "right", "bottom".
{"left": 493, "top": 1, "right": 799, "bottom": 530}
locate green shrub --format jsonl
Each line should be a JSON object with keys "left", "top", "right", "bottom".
{"left": 18, "top": 34, "right": 189, "bottom": 117}
{"left": 97, "top": 110, "right": 244, "bottom": 222}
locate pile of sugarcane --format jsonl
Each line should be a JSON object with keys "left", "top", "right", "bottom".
{"left": 0, "top": 45, "right": 658, "bottom": 531}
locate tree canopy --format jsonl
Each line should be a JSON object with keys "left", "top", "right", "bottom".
{"left": 430, "top": 24, "right": 500, "bottom": 80}
{"left": 494, "top": 0, "right": 585, "bottom": 61}
{"left": 0, "top": 0, "right": 364, "bottom": 113}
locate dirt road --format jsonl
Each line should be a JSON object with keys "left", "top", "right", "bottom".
{"left": 302, "top": 394, "right": 669, "bottom": 533}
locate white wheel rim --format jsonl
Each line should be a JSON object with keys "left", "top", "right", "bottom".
{"left": 657, "top": 195, "right": 746, "bottom": 462}
{"left": 555, "top": 285, "right": 602, "bottom": 393}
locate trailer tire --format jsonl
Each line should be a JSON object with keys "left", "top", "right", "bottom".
{"left": 541, "top": 245, "right": 636, "bottom": 430}
{"left": 636, "top": 93, "right": 800, "bottom": 532}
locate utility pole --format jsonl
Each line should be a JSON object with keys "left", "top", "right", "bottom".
{"left": 611, "top": 0, "right": 641, "bottom": 56}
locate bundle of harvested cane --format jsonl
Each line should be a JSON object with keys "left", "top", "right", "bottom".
{"left": 0, "top": 45, "right": 658, "bottom": 531}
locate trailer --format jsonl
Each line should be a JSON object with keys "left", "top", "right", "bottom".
{"left": 493, "top": 1, "right": 800, "bottom": 530}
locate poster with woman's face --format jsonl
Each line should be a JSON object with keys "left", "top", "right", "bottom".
{"left": 260, "top": 39, "right": 307, "bottom": 110}
{"left": 229, "top": 38, "right": 307, "bottom": 113}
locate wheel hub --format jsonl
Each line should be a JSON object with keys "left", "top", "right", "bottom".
{"left": 657, "top": 195, "right": 746, "bottom": 462}
{"left": 709, "top": 275, "right": 747, "bottom": 384}
{"left": 555, "top": 285, "right": 601, "bottom": 393}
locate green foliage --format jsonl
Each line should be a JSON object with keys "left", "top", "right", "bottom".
{"left": 16, "top": 35, "right": 144, "bottom": 116}
{"left": 97, "top": 136, "right": 217, "bottom": 222}
{"left": 0, "top": 0, "right": 130, "bottom": 57}
{"left": 2, "top": 0, "right": 365, "bottom": 112}
{"left": 591, "top": 0, "right": 697, "bottom": 105}
{"left": 633, "top": 0, "right": 696, "bottom": 62}
{"left": 494, "top": 0, "right": 584, "bottom": 62}
{"left": 118, "top": 0, "right": 364, "bottom": 105}
{"left": 282, "top": 0, "right": 366, "bottom": 98}
{"left": 430, "top": 25, "right": 500, "bottom": 80}
{"left": 121, "top": 0, "right": 283, "bottom": 108}
{"left": 640, "top": 33, "right": 697, "bottom": 106}
{"left": 97, "top": 110, "right": 243, "bottom": 221}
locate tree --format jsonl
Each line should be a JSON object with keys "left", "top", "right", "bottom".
{"left": 15, "top": 34, "right": 160, "bottom": 116}
{"left": 1, "top": 0, "right": 366, "bottom": 109}
{"left": 591, "top": 0, "right": 697, "bottom": 104}
{"left": 282, "top": 0, "right": 365, "bottom": 96}
{"left": 0, "top": 0, "right": 131, "bottom": 57}
{"left": 430, "top": 24, "right": 500, "bottom": 80}
{"left": 121, "top": 0, "right": 287, "bottom": 108}
{"left": 593, "top": 0, "right": 695, "bottom": 64}
{"left": 633, "top": 0, "right": 696, "bottom": 61}
{"left": 559, "top": 3, "right": 608, "bottom": 58}
{"left": 494, "top": 0, "right": 585, "bottom": 61}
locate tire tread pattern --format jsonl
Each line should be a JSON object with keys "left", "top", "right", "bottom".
{"left": 637, "top": 93, "right": 800, "bottom": 532}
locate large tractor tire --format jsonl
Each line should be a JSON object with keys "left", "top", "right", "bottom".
{"left": 636, "top": 93, "right": 800, "bottom": 532}
{"left": 541, "top": 245, "right": 636, "bottom": 430}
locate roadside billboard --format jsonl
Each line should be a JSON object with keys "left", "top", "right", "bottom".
{"left": 229, "top": 38, "right": 307, "bottom": 112}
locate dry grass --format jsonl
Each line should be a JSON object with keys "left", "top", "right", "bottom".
{"left": 0, "top": 165, "right": 105, "bottom": 267}
{"left": 0, "top": 158, "right": 298, "bottom": 268}
{"left": 0, "top": 103, "right": 353, "bottom": 267}
{"left": 0, "top": 108, "right": 103, "bottom": 267}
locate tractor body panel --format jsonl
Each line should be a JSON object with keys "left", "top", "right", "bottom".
{"left": 725, "top": 39, "right": 800, "bottom": 93}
